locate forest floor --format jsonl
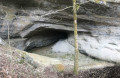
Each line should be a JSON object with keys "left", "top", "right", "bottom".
{"left": 0, "top": 44, "right": 119, "bottom": 78}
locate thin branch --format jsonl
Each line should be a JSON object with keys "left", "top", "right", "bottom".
{"left": 4, "top": 12, "right": 12, "bottom": 53}
{"left": 7, "top": 22, "right": 11, "bottom": 52}
{"left": 40, "top": 6, "right": 73, "bottom": 17}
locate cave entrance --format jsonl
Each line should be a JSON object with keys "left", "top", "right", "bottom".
{"left": 26, "top": 29, "right": 70, "bottom": 58}
{"left": 25, "top": 29, "right": 69, "bottom": 52}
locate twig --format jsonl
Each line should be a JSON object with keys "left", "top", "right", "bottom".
{"left": 40, "top": 6, "right": 73, "bottom": 17}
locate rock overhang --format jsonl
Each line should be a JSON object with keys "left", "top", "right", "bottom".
{"left": 0, "top": 0, "right": 120, "bottom": 64}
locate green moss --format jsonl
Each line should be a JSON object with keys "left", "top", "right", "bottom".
{"left": 17, "top": 52, "right": 26, "bottom": 64}
{"left": 21, "top": 52, "right": 27, "bottom": 58}
{"left": 60, "top": 54, "right": 74, "bottom": 61}
{"left": 18, "top": 59, "right": 24, "bottom": 64}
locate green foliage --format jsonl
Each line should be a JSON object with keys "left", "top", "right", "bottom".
{"left": 61, "top": 54, "right": 74, "bottom": 61}
{"left": 17, "top": 52, "right": 26, "bottom": 64}
{"left": 18, "top": 59, "right": 24, "bottom": 64}
{"left": 76, "top": 4, "right": 80, "bottom": 11}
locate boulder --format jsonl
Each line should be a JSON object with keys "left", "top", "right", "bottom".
{"left": 51, "top": 32, "right": 120, "bottom": 63}
{"left": 68, "top": 33, "right": 120, "bottom": 63}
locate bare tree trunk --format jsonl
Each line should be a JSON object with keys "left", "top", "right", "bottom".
{"left": 72, "top": 0, "right": 79, "bottom": 75}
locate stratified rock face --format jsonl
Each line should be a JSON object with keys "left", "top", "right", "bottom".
{"left": 0, "top": 1, "right": 120, "bottom": 39}
{"left": 0, "top": 0, "right": 120, "bottom": 63}
{"left": 19, "top": 2, "right": 120, "bottom": 38}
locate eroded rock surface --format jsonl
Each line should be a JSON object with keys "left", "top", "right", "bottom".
{"left": 68, "top": 33, "right": 120, "bottom": 63}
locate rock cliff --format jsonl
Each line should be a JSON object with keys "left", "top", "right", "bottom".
{"left": 0, "top": 0, "right": 120, "bottom": 64}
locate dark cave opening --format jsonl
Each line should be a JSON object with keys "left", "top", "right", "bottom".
{"left": 25, "top": 29, "right": 69, "bottom": 51}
